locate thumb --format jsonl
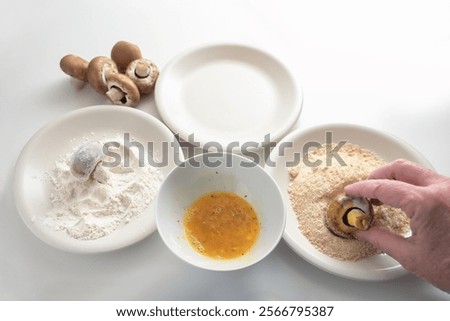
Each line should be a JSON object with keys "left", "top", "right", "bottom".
{"left": 355, "top": 227, "right": 414, "bottom": 268}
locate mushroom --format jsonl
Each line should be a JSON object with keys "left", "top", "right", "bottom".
{"left": 111, "top": 40, "right": 142, "bottom": 74}
{"left": 60, "top": 54, "right": 89, "bottom": 81}
{"left": 125, "top": 58, "right": 159, "bottom": 95}
{"left": 106, "top": 73, "right": 140, "bottom": 107}
{"left": 86, "top": 56, "right": 118, "bottom": 94}
{"left": 70, "top": 142, "right": 109, "bottom": 183}
{"left": 325, "top": 193, "right": 374, "bottom": 239}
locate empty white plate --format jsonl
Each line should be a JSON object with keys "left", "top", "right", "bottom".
{"left": 266, "top": 123, "right": 433, "bottom": 281}
{"left": 155, "top": 43, "right": 302, "bottom": 151}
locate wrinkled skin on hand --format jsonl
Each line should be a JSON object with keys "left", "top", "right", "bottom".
{"left": 345, "top": 159, "right": 450, "bottom": 292}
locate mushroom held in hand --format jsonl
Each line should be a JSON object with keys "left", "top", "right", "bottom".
{"left": 126, "top": 58, "right": 159, "bottom": 95}
{"left": 70, "top": 142, "right": 109, "bottom": 184}
{"left": 325, "top": 193, "right": 374, "bottom": 239}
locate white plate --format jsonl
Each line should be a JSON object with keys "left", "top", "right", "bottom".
{"left": 155, "top": 43, "right": 302, "bottom": 150}
{"left": 13, "top": 105, "right": 183, "bottom": 253}
{"left": 265, "top": 123, "right": 433, "bottom": 281}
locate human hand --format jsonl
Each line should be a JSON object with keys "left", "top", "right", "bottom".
{"left": 345, "top": 159, "right": 450, "bottom": 292}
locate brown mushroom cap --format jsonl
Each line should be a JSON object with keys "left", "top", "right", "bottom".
{"left": 86, "top": 56, "right": 118, "bottom": 94}
{"left": 325, "top": 193, "right": 374, "bottom": 239}
{"left": 125, "top": 58, "right": 159, "bottom": 95}
{"left": 60, "top": 54, "right": 89, "bottom": 81}
{"left": 111, "top": 41, "right": 142, "bottom": 74}
{"left": 106, "top": 73, "right": 140, "bottom": 107}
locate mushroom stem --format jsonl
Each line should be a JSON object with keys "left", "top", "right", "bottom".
{"left": 106, "top": 73, "right": 140, "bottom": 107}
{"left": 92, "top": 163, "right": 109, "bottom": 184}
{"left": 126, "top": 58, "right": 159, "bottom": 95}
{"left": 106, "top": 86, "right": 125, "bottom": 103}
{"left": 135, "top": 61, "right": 151, "bottom": 78}
{"left": 106, "top": 86, "right": 126, "bottom": 102}
{"left": 345, "top": 208, "right": 371, "bottom": 230}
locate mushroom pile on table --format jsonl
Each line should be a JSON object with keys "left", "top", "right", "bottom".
{"left": 60, "top": 41, "right": 159, "bottom": 107}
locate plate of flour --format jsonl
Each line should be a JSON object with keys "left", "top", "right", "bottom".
{"left": 13, "top": 105, "right": 184, "bottom": 253}
{"left": 266, "top": 123, "right": 433, "bottom": 281}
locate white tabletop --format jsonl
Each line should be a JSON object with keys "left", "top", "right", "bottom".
{"left": 1, "top": 0, "right": 449, "bottom": 300}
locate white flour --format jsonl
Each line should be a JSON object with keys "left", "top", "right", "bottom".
{"left": 43, "top": 140, "right": 163, "bottom": 240}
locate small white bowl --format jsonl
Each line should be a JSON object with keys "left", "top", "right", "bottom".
{"left": 155, "top": 152, "right": 286, "bottom": 271}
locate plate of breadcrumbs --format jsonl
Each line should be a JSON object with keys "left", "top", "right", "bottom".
{"left": 266, "top": 123, "right": 433, "bottom": 281}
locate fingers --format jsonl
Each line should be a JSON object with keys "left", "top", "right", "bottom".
{"left": 355, "top": 228, "right": 414, "bottom": 269}
{"left": 368, "top": 159, "right": 439, "bottom": 186}
{"left": 345, "top": 179, "right": 421, "bottom": 216}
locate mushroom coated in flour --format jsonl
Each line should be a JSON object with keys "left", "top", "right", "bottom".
{"left": 70, "top": 142, "right": 109, "bottom": 184}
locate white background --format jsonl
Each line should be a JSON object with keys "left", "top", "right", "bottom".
{"left": 1, "top": 0, "right": 449, "bottom": 300}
